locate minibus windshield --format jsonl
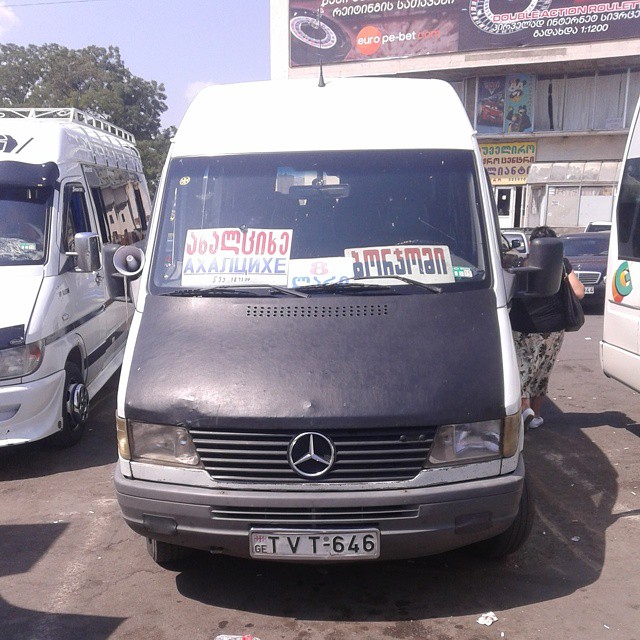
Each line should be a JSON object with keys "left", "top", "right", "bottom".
{"left": 151, "top": 150, "right": 489, "bottom": 294}
{"left": 0, "top": 185, "right": 51, "bottom": 266}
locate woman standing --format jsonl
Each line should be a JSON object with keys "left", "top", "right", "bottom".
{"left": 509, "top": 226, "right": 585, "bottom": 429}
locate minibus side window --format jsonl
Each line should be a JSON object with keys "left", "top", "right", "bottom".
{"left": 132, "top": 186, "right": 148, "bottom": 231}
{"left": 616, "top": 157, "right": 640, "bottom": 261}
{"left": 90, "top": 186, "right": 109, "bottom": 244}
{"left": 90, "top": 182, "right": 147, "bottom": 245}
{"left": 62, "top": 184, "right": 91, "bottom": 252}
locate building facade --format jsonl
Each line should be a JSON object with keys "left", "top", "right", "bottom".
{"left": 270, "top": 0, "right": 640, "bottom": 231}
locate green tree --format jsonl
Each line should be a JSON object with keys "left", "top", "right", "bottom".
{"left": 137, "top": 127, "right": 176, "bottom": 198}
{"left": 0, "top": 43, "right": 169, "bottom": 194}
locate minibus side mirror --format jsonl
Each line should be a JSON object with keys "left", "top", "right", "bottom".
{"left": 509, "top": 237, "right": 563, "bottom": 298}
{"left": 71, "top": 232, "right": 102, "bottom": 273}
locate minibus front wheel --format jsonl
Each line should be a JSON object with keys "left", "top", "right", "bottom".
{"left": 51, "top": 362, "right": 88, "bottom": 447}
{"left": 146, "top": 537, "right": 194, "bottom": 568}
{"left": 470, "top": 474, "right": 535, "bottom": 558}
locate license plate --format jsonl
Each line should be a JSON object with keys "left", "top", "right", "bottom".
{"left": 250, "top": 529, "right": 380, "bottom": 559}
{"left": 584, "top": 286, "right": 594, "bottom": 294}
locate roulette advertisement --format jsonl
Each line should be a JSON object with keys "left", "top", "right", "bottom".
{"left": 289, "top": 0, "right": 640, "bottom": 66}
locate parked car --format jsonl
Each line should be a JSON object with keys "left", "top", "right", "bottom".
{"left": 559, "top": 231, "right": 610, "bottom": 308}
{"left": 500, "top": 233, "right": 524, "bottom": 268}
{"left": 584, "top": 221, "right": 612, "bottom": 232}
{"left": 502, "top": 229, "right": 530, "bottom": 257}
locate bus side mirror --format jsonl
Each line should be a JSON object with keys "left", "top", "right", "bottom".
{"left": 509, "top": 237, "right": 563, "bottom": 298}
{"left": 72, "top": 232, "right": 102, "bottom": 273}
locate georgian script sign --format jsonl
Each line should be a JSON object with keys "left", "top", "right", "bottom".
{"left": 182, "top": 228, "right": 293, "bottom": 286}
{"left": 480, "top": 142, "right": 537, "bottom": 185}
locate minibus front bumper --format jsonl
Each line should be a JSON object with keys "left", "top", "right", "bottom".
{"left": 0, "top": 371, "right": 65, "bottom": 446}
{"left": 114, "top": 457, "right": 526, "bottom": 561}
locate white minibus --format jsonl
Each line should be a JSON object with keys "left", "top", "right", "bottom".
{"left": 0, "top": 108, "right": 150, "bottom": 447}
{"left": 112, "top": 79, "right": 562, "bottom": 566}
{"left": 601, "top": 99, "right": 640, "bottom": 393}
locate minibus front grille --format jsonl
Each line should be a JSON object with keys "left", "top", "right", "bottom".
{"left": 190, "top": 427, "right": 436, "bottom": 483}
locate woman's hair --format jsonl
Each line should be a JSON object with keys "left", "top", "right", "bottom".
{"left": 530, "top": 225, "right": 557, "bottom": 240}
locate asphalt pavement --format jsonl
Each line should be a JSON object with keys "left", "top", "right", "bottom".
{"left": 0, "top": 311, "right": 638, "bottom": 640}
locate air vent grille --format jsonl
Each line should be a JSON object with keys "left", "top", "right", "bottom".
{"left": 211, "top": 505, "right": 420, "bottom": 524}
{"left": 246, "top": 304, "right": 389, "bottom": 318}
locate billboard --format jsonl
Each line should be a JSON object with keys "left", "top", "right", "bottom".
{"left": 480, "top": 141, "right": 537, "bottom": 185}
{"left": 289, "top": 0, "right": 640, "bottom": 66}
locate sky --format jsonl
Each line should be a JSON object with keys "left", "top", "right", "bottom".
{"left": 0, "top": 0, "right": 272, "bottom": 128}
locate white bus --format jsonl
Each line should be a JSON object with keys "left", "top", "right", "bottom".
{"left": 601, "top": 99, "right": 640, "bottom": 393}
{"left": 0, "top": 108, "right": 150, "bottom": 447}
{"left": 112, "top": 78, "right": 563, "bottom": 567}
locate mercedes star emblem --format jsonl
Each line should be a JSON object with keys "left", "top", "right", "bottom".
{"left": 288, "top": 432, "right": 336, "bottom": 478}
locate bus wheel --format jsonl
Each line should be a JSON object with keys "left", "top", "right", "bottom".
{"left": 146, "top": 537, "right": 194, "bottom": 568}
{"left": 470, "top": 475, "right": 535, "bottom": 558}
{"left": 50, "top": 362, "right": 88, "bottom": 447}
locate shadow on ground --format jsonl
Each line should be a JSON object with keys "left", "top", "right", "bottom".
{"left": 0, "top": 372, "right": 120, "bottom": 481}
{"left": 0, "top": 522, "right": 124, "bottom": 640}
{"left": 168, "top": 400, "right": 623, "bottom": 624}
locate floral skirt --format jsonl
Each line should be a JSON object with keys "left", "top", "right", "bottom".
{"left": 512, "top": 330, "right": 565, "bottom": 399}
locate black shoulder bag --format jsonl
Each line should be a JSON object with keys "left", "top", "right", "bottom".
{"left": 562, "top": 266, "right": 585, "bottom": 332}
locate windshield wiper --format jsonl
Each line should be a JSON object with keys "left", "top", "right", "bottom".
{"left": 352, "top": 275, "right": 443, "bottom": 293}
{"left": 161, "top": 284, "right": 309, "bottom": 298}
{"left": 295, "top": 282, "right": 393, "bottom": 295}
{"left": 161, "top": 287, "right": 259, "bottom": 298}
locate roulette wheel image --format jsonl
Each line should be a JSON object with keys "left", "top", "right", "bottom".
{"left": 469, "top": 0, "right": 552, "bottom": 34}
{"left": 290, "top": 8, "right": 352, "bottom": 64}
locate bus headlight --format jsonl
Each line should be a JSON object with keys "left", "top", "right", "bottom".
{"left": 123, "top": 420, "right": 202, "bottom": 467}
{"left": 427, "top": 414, "right": 519, "bottom": 465}
{"left": 0, "top": 341, "right": 44, "bottom": 380}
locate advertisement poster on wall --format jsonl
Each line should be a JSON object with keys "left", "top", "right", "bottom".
{"left": 289, "top": 0, "right": 640, "bottom": 67}
{"left": 504, "top": 74, "right": 535, "bottom": 133}
{"left": 476, "top": 77, "right": 505, "bottom": 134}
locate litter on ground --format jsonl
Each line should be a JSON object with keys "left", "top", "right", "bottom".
{"left": 477, "top": 611, "right": 498, "bottom": 626}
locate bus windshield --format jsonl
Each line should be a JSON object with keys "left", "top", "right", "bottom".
{"left": 0, "top": 185, "right": 51, "bottom": 266}
{"left": 151, "top": 150, "right": 489, "bottom": 294}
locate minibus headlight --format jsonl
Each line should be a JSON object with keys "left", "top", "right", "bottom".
{"left": 116, "top": 414, "right": 131, "bottom": 460}
{"left": 427, "top": 420, "right": 503, "bottom": 465}
{"left": 0, "top": 341, "right": 44, "bottom": 380}
{"left": 503, "top": 412, "right": 520, "bottom": 458}
{"left": 128, "top": 421, "right": 202, "bottom": 467}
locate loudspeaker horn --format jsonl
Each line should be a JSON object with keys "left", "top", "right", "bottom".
{"left": 113, "top": 245, "right": 145, "bottom": 278}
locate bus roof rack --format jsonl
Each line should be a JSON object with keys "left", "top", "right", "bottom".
{"left": 0, "top": 107, "right": 136, "bottom": 143}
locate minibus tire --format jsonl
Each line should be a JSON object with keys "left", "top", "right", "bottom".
{"left": 470, "top": 475, "right": 535, "bottom": 558}
{"left": 50, "top": 362, "right": 88, "bottom": 448}
{"left": 146, "top": 537, "right": 193, "bottom": 568}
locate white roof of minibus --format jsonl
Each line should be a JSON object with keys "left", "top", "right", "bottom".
{"left": 0, "top": 114, "right": 143, "bottom": 173}
{"left": 172, "top": 78, "right": 476, "bottom": 158}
